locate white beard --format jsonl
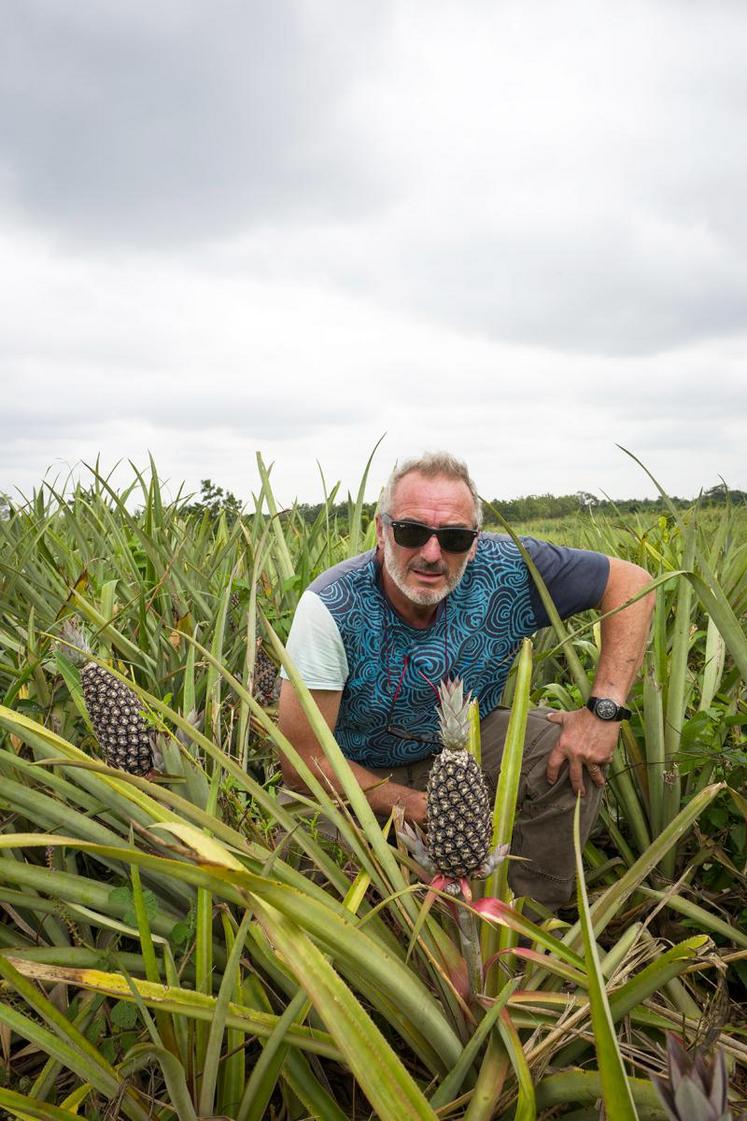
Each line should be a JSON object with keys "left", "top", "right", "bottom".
{"left": 383, "top": 535, "right": 471, "bottom": 607}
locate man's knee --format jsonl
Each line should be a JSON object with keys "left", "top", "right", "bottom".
{"left": 480, "top": 705, "right": 562, "bottom": 777}
{"left": 479, "top": 707, "right": 604, "bottom": 910}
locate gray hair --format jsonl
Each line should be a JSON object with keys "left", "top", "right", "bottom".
{"left": 379, "top": 451, "right": 483, "bottom": 528}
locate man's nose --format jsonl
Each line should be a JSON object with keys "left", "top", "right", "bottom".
{"left": 420, "top": 533, "right": 443, "bottom": 561}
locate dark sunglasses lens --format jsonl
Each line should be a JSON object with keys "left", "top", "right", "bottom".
{"left": 438, "top": 529, "right": 477, "bottom": 552}
{"left": 392, "top": 522, "right": 431, "bottom": 548}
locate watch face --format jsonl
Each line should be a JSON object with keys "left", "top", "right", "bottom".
{"left": 594, "top": 698, "right": 618, "bottom": 720}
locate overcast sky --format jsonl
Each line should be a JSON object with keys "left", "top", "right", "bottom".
{"left": 1, "top": 1, "right": 745, "bottom": 509}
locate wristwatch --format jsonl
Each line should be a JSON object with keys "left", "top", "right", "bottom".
{"left": 586, "top": 696, "right": 631, "bottom": 722}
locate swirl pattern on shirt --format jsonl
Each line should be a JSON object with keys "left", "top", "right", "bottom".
{"left": 316, "top": 536, "right": 539, "bottom": 767}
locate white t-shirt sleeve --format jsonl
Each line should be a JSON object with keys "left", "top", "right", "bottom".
{"left": 279, "top": 590, "right": 349, "bottom": 689}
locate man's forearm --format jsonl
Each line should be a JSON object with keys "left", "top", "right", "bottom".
{"left": 332, "top": 757, "right": 427, "bottom": 824}
{"left": 285, "top": 751, "right": 427, "bottom": 824}
{"left": 593, "top": 558, "right": 654, "bottom": 701}
{"left": 278, "top": 682, "right": 428, "bottom": 826}
{"left": 545, "top": 559, "right": 654, "bottom": 793}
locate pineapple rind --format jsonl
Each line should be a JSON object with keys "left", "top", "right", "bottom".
{"left": 81, "top": 663, "right": 154, "bottom": 776}
{"left": 426, "top": 747, "right": 492, "bottom": 878}
{"left": 426, "top": 678, "right": 493, "bottom": 878}
{"left": 253, "top": 640, "right": 280, "bottom": 706}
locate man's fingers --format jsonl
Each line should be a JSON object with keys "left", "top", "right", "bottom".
{"left": 545, "top": 744, "right": 565, "bottom": 784}
{"left": 546, "top": 710, "right": 563, "bottom": 724}
{"left": 569, "top": 758, "right": 586, "bottom": 797}
{"left": 587, "top": 763, "right": 607, "bottom": 788}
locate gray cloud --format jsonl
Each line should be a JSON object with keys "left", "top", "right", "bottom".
{"left": 383, "top": 222, "right": 747, "bottom": 356}
{"left": 3, "top": 0, "right": 747, "bottom": 358}
{"left": 2, "top": 375, "right": 355, "bottom": 437}
{"left": 0, "top": 1, "right": 392, "bottom": 245}
{"left": 0, "top": 2, "right": 745, "bottom": 504}
{"left": 190, "top": 1, "right": 747, "bottom": 358}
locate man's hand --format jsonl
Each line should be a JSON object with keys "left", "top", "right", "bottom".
{"left": 545, "top": 708, "right": 620, "bottom": 796}
{"left": 405, "top": 789, "right": 429, "bottom": 828}
{"left": 543, "top": 556, "right": 654, "bottom": 797}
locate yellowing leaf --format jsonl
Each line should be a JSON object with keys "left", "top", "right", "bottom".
{"left": 151, "top": 823, "right": 244, "bottom": 870}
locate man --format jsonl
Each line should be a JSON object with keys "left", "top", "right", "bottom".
{"left": 278, "top": 452, "right": 654, "bottom": 908}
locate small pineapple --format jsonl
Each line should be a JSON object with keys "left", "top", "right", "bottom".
{"left": 253, "top": 639, "right": 280, "bottom": 706}
{"left": 426, "top": 678, "right": 492, "bottom": 879}
{"left": 651, "top": 1034, "right": 732, "bottom": 1121}
{"left": 60, "top": 619, "right": 154, "bottom": 776}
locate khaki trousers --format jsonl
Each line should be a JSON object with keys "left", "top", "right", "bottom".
{"left": 370, "top": 706, "right": 605, "bottom": 910}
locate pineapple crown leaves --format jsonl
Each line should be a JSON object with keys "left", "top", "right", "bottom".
{"left": 57, "top": 617, "right": 93, "bottom": 667}
{"left": 436, "top": 677, "right": 472, "bottom": 752}
{"left": 651, "top": 1034, "right": 732, "bottom": 1121}
{"left": 174, "top": 708, "right": 204, "bottom": 747}
{"left": 437, "top": 677, "right": 467, "bottom": 708}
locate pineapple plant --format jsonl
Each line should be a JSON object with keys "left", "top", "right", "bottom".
{"left": 651, "top": 1034, "right": 733, "bottom": 1121}
{"left": 426, "top": 678, "right": 493, "bottom": 879}
{"left": 60, "top": 620, "right": 155, "bottom": 776}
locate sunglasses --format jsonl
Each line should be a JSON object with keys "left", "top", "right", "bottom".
{"left": 382, "top": 515, "right": 478, "bottom": 554}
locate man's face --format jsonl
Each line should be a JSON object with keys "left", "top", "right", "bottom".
{"left": 376, "top": 472, "right": 479, "bottom": 609}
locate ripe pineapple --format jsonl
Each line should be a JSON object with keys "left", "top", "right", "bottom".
{"left": 60, "top": 620, "right": 154, "bottom": 776}
{"left": 80, "top": 663, "right": 155, "bottom": 775}
{"left": 426, "top": 678, "right": 492, "bottom": 879}
{"left": 651, "top": 1034, "right": 732, "bottom": 1121}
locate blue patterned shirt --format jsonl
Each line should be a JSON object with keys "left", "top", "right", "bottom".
{"left": 284, "top": 534, "right": 608, "bottom": 767}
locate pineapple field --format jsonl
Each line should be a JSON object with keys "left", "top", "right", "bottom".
{"left": 0, "top": 454, "right": 745, "bottom": 1120}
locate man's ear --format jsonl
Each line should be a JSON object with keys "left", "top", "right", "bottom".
{"left": 375, "top": 513, "right": 385, "bottom": 549}
{"left": 467, "top": 536, "right": 479, "bottom": 562}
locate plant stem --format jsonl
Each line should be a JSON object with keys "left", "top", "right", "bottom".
{"left": 455, "top": 894, "right": 483, "bottom": 996}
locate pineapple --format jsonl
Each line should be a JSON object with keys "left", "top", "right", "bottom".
{"left": 426, "top": 678, "right": 492, "bottom": 879}
{"left": 651, "top": 1034, "right": 732, "bottom": 1121}
{"left": 60, "top": 620, "right": 154, "bottom": 776}
{"left": 80, "top": 663, "right": 155, "bottom": 775}
{"left": 253, "top": 639, "right": 280, "bottom": 706}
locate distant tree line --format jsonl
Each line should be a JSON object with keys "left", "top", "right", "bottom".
{"left": 171, "top": 481, "right": 747, "bottom": 525}
{"left": 2, "top": 481, "right": 742, "bottom": 525}
{"left": 286, "top": 485, "right": 745, "bottom": 528}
